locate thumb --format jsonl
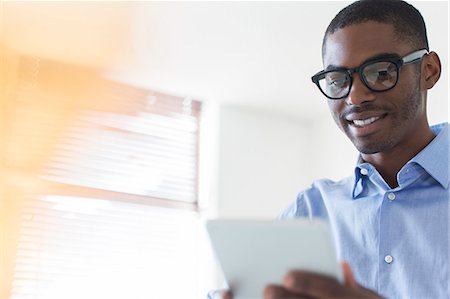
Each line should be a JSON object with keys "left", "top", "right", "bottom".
{"left": 341, "top": 261, "right": 358, "bottom": 289}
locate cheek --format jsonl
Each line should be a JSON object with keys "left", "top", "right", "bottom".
{"left": 388, "top": 69, "right": 422, "bottom": 109}
{"left": 397, "top": 67, "right": 421, "bottom": 93}
{"left": 327, "top": 101, "right": 343, "bottom": 123}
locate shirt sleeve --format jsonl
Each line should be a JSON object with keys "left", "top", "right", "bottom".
{"left": 277, "top": 181, "right": 330, "bottom": 220}
{"left": 277, "top": 190, "right": 312, "bottom": 219}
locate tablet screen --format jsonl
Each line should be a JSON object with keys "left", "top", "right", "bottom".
{"left": 206, "top": 219, "right": 342, "bottom": 299}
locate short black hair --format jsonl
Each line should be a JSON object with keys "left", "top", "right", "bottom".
{"left": 323, "top": 0, "right": 429, "bottom": 56}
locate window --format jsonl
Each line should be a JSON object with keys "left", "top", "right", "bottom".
{"left": 14, "top": 195, "right": 200, "bottom": 299}
{"left": 1, "top": 50, "right": 204, "bottom": 298}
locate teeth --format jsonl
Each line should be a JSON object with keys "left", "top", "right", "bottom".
{"left": 353, "top": 116, "right": 380, "bottom": 127}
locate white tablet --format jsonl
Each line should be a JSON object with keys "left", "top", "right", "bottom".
{"left": 206, "top": 219, "right": 343, "bottom": 299}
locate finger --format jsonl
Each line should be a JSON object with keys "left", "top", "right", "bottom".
{"left": 211, "top": 289, "right": 232, "bottom": 299}
{"left": 263, "top": 284, "right": 288, "bottom": 299}
{"left": 223, "top": 290, "right": 232, "bottom": 299}
{"left": 283, "top": 270, "right": 342, "bottom": 291}
{"left": 341, "top": 261, "right": 358, "bottom": 288}
{"left": 283, "top": 270, "right": 347, "bottom": 298}
{"left": 263, "top": 284, "right": 314, "bottom": 299}
{"left": 283, "top": 270, "right": 383, "bottom": 299}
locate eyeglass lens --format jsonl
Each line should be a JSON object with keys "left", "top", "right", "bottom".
{"left": 319, "top": 61, "right": 398, "bottom": 99}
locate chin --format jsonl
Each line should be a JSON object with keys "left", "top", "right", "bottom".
{"left": 352, "top": 139, "right": 388, "bottom": 155}
{"left": 353, "top": 140, "right": 393, "bottom": 155}
{"left": 357, "top": 146, "right": 382, "bottom": 155}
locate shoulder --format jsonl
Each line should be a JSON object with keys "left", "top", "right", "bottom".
{"left": 278, "top": 176, "right": 354, "bottom": 219}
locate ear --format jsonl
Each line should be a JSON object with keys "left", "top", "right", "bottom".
{"left": 421, "top": 51, "right": 441, "bottom": 90}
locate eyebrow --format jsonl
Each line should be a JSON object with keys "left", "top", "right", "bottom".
{"left": 325, "top": 52, "right": 399, "bottom": 71}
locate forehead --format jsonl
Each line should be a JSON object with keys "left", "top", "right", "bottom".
{"left": 323, "top": 21, "right": 411, "bottom": 68}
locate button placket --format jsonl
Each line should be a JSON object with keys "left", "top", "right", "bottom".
{"left": 378, "top": 188, "right": 401, "bottom": 294}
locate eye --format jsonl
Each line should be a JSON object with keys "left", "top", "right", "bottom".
{"left": 325, "top": 72, "right": 348, "bottom": 88}
{"left": 376, "top": 70, "right": 389, "bottom": 80}
{"left": 363, "top": 62, "right": 397, "bottom": 88}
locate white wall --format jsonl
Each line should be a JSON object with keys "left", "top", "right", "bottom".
{"left": 215, "top": 106, "right": 313, "bottom": 218}
{"left": 209, "top": 103, "right": 357, "bottom": 221}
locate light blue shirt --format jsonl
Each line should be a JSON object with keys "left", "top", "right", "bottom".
{"left": 279, "top": 123, "right": 449, "bottom": 299}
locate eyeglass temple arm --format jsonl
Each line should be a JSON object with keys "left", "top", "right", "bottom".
{"left": 402, "top": 49, "right": 429, "bottom": 65}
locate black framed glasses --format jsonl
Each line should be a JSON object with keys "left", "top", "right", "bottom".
{"left": 311, "top": 49, "right": 429, "bottom": 100}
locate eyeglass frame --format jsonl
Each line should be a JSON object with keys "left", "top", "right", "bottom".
{"left": 311, "top": 48, "right": 429, "bottom": 100}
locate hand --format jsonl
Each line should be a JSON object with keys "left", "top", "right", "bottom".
{"left": 263, "top": 262, "right": 384, "bottom": 299}
{"left": 218, "top": 290, "right": 232, "bottom": 299}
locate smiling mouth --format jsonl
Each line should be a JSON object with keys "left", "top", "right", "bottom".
{"left": 351, "top": 116, "right": 381, "bottom": 127}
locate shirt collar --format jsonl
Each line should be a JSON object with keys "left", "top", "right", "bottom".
{"left": 352, "top": 123, "right": 449, "bottom": 198}
{"left": 409, "top": 123, "right": 449, "bottom": 189}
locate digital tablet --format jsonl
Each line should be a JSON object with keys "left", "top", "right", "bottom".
{"left": 206, "top": 219, "right": 342, "bottom": 299}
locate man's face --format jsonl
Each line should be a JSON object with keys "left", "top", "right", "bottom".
{"left": 323, "top": 21, "right": 426, "bottom": 155}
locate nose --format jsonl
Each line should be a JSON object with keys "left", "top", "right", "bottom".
{"left": 345, "top": 74, "right": 376, "bottom": 105}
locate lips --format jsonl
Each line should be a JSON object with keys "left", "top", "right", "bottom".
{"left": 344, "top": 112, "right": 388, "bottom": 136}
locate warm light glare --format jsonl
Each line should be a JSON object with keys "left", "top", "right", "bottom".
{"left": 1, "top": 3, "right": 202, "bottom": 298}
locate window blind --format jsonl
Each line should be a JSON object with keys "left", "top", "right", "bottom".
{"left": 12, "top": 195, "right": 200, "bottom": 299}
{"left": 5, "top": 55, "right": 201, "bottom": 205}
{"left": 1, "top": 52, "right": 204, "bottom": 299}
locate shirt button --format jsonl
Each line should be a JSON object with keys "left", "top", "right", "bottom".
{"left": 384, "top": 255, "right": 393, "bottom": 264}
{"left": 360, "top": 168, "right": 369, "bottom": 176}
{"left": 387, "top": 193, "right": 396, "bottom": 201}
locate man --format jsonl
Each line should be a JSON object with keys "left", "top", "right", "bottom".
{"left": 213, "top": 0, "right": 448, "bottom": 298}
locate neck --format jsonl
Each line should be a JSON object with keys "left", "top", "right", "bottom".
{"left": 361, "top": 126, "right": 436, "bottom": 189}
